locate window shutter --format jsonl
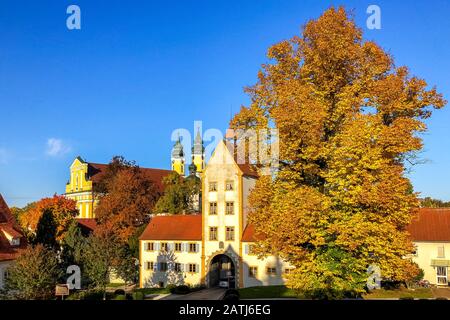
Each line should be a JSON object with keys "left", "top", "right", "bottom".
{"left": 182, "top": 243, "right": 186, "bottom": 252}
{"left": 196, "top": 264, "right": 200, "bottom": 273}
{"left": 244, "top": 244, "right": 249, "bottom": 255}
{"left": 153, "top": 262, "right": 158, "bottom": 271}
{"left": 196, "top": 243, "right": 200, "bottom": 253}
{"left": 168, "top": 243, "right": 173, "bottom": 251}
{"left": 181, "top": 263, "right": 186, "bottom": 272}
{"left": 156, "top": 242, "right": 160, "bottom": 252}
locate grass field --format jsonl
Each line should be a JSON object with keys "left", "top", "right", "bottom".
{"left": 238, "top": 286, "right": 300, "bottom": 299}
{"left": 238, "top": 285, "right": 436, "bottom": 300}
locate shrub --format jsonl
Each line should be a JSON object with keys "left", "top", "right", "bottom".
{"left": 115, "top": 294, "right": 127, "bottom": 300}
{"left": 399, "top": 295, "right": 414, "bottom": 300}
{"left": 436, "top": 297, "right": 448, "bottom": 300}
{"left": 171, "top": 285, "right": 190, "bottom": 294}
{"left": 225, "top": 289, "right": 240, "bottom": 298}
{"left": 223, "top": 294, "right": 239, "bottom": 301}
{"left": 132, "top": 291, "right": 145, "bottom": 300}
{"left": 114, "top": 289, "right": 126, "bottom": 296}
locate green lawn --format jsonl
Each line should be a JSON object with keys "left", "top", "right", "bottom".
{"left": 363, "top": 288, "right": 433, "bottom": 299}
{"left": 238, "top": 286, "right": 300, "bottom": 299}
{"left": 133, "top": 287, "right": 171, "bottom": 295}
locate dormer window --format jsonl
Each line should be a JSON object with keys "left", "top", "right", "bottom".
{"left": 10, "top": 237, "right": 20, "bottom": 246}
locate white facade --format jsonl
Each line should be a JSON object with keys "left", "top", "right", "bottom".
{"left": 411, "top": 241, "right": 450, "bottom": 285}
{"left": 139, "top": 140, "right": 291, "bottom": 288}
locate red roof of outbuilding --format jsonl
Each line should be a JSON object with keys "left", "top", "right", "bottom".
{"left": 139, "top": 215, "right": 202, "bottom": 241}
{"left": 408, "top": 208, "right": 450, "bottom": 242}
{"left": 76, "top": 218, "right": 97, "bottom": 234}
{"left": 0, "top": 194, "right": 27, "bottom": 262}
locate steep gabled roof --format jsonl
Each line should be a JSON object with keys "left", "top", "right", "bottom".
{"left": 408, "top": 208, "right": 450, "bottom": 242}
{"left": 139, "top": 214, "right": 202, "bottom": 241}
{"left": 0, "top": 194, "right": 27, "bottom": 262}
{"left": 85, "top": 162, "right": 173, "bottom": 193}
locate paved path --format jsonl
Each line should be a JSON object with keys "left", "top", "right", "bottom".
{"left": 162, "top": 288, "right": 226, "bottom": 300}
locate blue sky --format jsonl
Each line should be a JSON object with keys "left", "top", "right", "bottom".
{"left": 0, "top": 0, "right": 449, "bottom": 207}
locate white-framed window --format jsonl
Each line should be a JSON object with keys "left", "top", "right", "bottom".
{"left": 175, "top": 263, "right": 182, "bottom": 272}
{"left": 248, "top": 266, "right": 258, "bottom": 278}
{"left": 225, "top": 180, "right": 234, "bottom": 191}
{"left": 174, "top": 242, "right": 182, "bottom": 252}
{"left": 145, "top": 261, "right": 154, "bottom": 270}
{"left": 266, "top": 267, "right": 277, "bottom": 276}
{"left": 160, "top": 242, "right": 168, "bottom": 252}
{"left": 146, "top": 242, "right": 155, "bottom": 251}
{"left": 159, "top": 262, "right": 168, "bottom": 272}
{"left": 188, "top": 243, "right": 198, "bottom": 253}
{"left": 209, "top": 227, "right": 218, "bottom": 241}
{"left": 225, "top": 202, "right": 234, "bottom": 215}
{"left": 209, "top": 182, "right": 217, "bottom": 192}
{"left": 225, "top": 226, "right": 235, "bottom": 241}
{"left": 209, "top": 202, "right": 217, "bottom": 215}
{"left": 437, "top": 266, "right": 448, "bottom": 285}
{"left": 188, "top": 263, "right": 198, "bottom": 273}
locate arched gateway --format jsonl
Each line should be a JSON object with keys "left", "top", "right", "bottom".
{"left": 208, "top": 254, "right": 236, "bottom": 288}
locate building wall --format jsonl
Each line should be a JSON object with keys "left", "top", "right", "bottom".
{"left": 412, "top": 241, "right": 450, "bottom": 285}
{"left": 65, "top": 158, "right": 95, "bottom": 218}
{"left": 202, "top": 141, "right": 244, "bottom": 286}
{"left": 140, "top": 240, "right": 202, "bottom": 288}
{"left": 241, "top": 243, "right": 291, "bottom": 287}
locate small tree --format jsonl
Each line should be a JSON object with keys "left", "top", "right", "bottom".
{"left": 154, "top": 172, "right": 201, "bottom": 214}
{"left": 82, "top": 229, "right": 120, "bottom": 300}
{"left": 34, "top": 209, "right": 58, "bottom": 249}
{"left": 5, "top": 244, "right": 62, "bottom": 300}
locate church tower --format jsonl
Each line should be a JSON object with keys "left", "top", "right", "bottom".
{"left": 171, "top": 138, "right": 185, "bottom": 175}
{"left": 191, "top": 129, "right": 204, "bottom": 175}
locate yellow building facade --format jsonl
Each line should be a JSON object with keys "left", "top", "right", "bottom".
{"left": 64, "top": 157, "right": 100, "bottom": 219}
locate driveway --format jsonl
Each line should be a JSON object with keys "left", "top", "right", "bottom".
{"left": 162, "top": 287, "right": 226, "bottom": 300}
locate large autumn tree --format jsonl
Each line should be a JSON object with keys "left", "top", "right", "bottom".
{"left": 18, "top": 195, "right": 77, "bottom": 243}
{"left": 94, "top": 156, "right": 160, "bottom": 242}
{"left": 231, "top": 7, "right": 446, "bottom": 298}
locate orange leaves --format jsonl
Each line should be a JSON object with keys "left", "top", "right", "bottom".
{"left": 231, "top": 6, "right": 445, "bottom": 293}
{"left": 19, "top": 195, "right": 77, "bottom": 241}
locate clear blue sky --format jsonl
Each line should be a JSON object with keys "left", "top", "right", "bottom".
{"left": 0, "top": 0, "right": 449, "bottom": 207}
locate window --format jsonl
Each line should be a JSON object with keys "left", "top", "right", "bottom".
{"left": 11, "top": 238, "right": 20, "bottom": 246}
{"left": 160, "top": 242, "right": 168, "bottom": 252}
{"left": 437, "top": 266, "right": 448, "bottom": 285}
{"left": 188, "top": 263, "right": 198, "bottom": 273}
{"left": 248, "top": 266, "right": 258, "bottom": 278}
{"left": 225, "top": 202, "right": 234, "bottom": 215}
{"left": 175, "top": 263, "right": 182, "bottom": 272}
{"left": 159, "top": 262, "right": 168, "bottom": 272}
{"left": 438, "top": 245, "right": 445, "bottom": 258}
{"left": 188, "top": 243, "right": 198, "bottom": 253}
{"left": 412, "top": 245, "right": 418, "bottom": 257}
{"left": 145, "top": 261, "right": 154, "bottom": 270}
{"left": 174, "top": 242, "right": 182, "bottom": 252}
{"left": 225, "top": 227, "right": 235, "bottom": 241}
{"left": 209, "top": 182, "right": 217, "bottom": 192}
{"left": 266, "top": 267, "right": 277, "bottom": 276}
{"left": 209, "top": 202, "right": 217, "bottom": 215}
{"left": 225, "top": 180, "right": 234, "bottom": 191}
{"left": 146, "top": 242, "right": 154, "bottom": 251}
{"left": 209, "top": 227, "right": 218, "bottom": 241}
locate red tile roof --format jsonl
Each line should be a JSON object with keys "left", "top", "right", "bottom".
{"left": 76, "top": 218, "right": 97, "bottom": 234}
{"left": 0, "top": 194, "right": 27, "bottom": 262}
{"left": 237, "top": 164, "right": 259, "bottom": 178}
{"left": 139, "top": 214, "right": 202, "bottom": 241}
{"left": 87, "top": 162, "right": 172, "bottom": 193}
{"left": 408, "top": 208, "right": 450, "bottom": 242}
{"left": 241, "top": 224, "right": 265, "bottom": 242}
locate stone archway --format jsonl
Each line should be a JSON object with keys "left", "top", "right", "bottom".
{"left": 207, "top": 254, "right": 236, "bottom": 288}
